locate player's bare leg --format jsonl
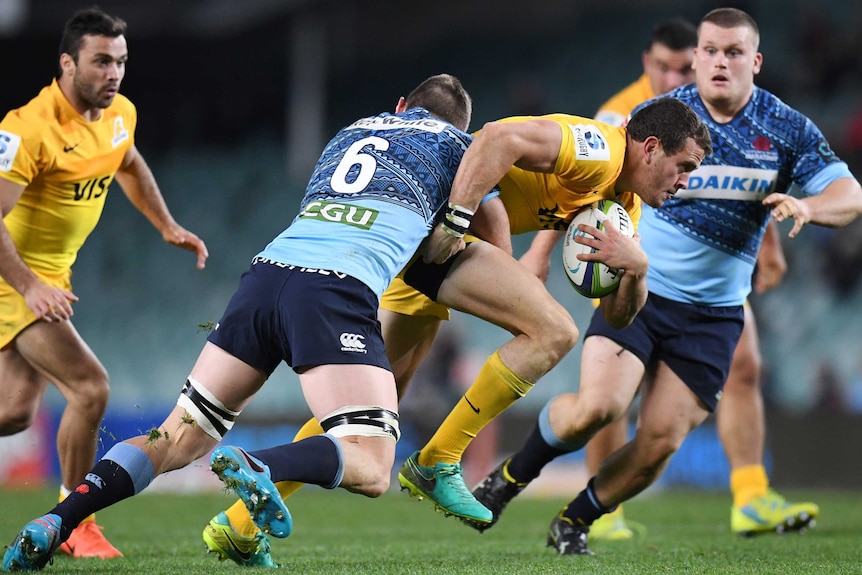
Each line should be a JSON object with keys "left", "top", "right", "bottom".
{"left": 211, "top": 307, "right": 441, "bottom": 556}
{"left": 583, "top": 416, "right": 637, "bottom": 540}
{"left": 540, "top": 360, "right": 710, "bottom": 555}
{"left": 399, "top": 241, "right": 578, "bottom": 524}
{"left": 2, "top": 320, "right": 122, "bottom": 559}
{"left": 379, "top": 309, "right": 443, "bottom": 399}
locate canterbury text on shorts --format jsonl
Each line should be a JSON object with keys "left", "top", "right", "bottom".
{"left": 0, "top": 268, "right": 72, "bottom": 350}
{"left": 207, "top": 257, "right": 390, "bottom": 374}
{"left": 585, "top": 292, "right": 744, "bottom": 411}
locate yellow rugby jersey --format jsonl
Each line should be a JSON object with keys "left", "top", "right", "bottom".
{"left": 493, "top": 114, "right": 641, "bottom": 235}
{"left": 594, "top": 74, "right": 655, "bottom": 128}
{"left": 0, "top": 79, "right": 135, "bottom": 274}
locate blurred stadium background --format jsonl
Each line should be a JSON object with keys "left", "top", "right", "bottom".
{"left": 1, "top": 0, "right": 861, "bottom": 492}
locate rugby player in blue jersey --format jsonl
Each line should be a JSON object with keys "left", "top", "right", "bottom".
{"left": 2, "top": 74, "right": 482, "bottom": 572}
{"left": 472, "top": 7, "right": 862, "bottom": 556}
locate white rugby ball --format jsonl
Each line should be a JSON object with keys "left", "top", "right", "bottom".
{"left": 562, "top": 200, "right": 634, "bottom": 298}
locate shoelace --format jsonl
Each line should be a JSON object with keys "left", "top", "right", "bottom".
{"left": 437, "top": 464, "right": 474, "bottom": 501}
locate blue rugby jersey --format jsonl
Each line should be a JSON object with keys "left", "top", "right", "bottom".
{"left": 634, "top": 85, "right": 853, "bottom": 306}
{"left": 258, "top": 108, "right": 472, "bottom": 298}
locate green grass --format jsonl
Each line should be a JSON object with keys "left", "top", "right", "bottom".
{"left": 1, "top": 487, "right": 860, "bottom": 574}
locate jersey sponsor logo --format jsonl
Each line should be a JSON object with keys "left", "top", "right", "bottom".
{"left": 569, "top": 124, "right": 611, "bottom": 161}
{"left": 72, "top": 175, "right": 112, "bottom": 201}
{"left": 675, "top": 165, "right": 778, "bottom": 200}
{"left": 63, "top": 142, "right": 80, "bottom": 153}
{"left": 112, "top": 117, "right": 129, "bottom": 147}
{"left": 299, "top": 199, "right": 379, "bottom": 229}
{"left": 346, "top": 115, "right": 446, "bottom": 134}
{"left": 340, "top": 332, "right": 367, "bottom": 353}
{"left": 0, "top": 130, "right": 21, "bottom": 172}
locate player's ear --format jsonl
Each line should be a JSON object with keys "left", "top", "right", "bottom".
{"left": 752, "top": 52, "right": 763, "bottom": 76}
{"left": 59, "top": 53, "right": 75, "bottom": 77}
{"left": 395, "top": 97, "right": 408, "bottom": 114}
{"left": 642, "top": 136, "right": 660, "bottom": 163}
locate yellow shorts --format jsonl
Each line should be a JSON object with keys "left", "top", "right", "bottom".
{"left": 0, "top": 269, "right": 72, "bottom": 349}
{"left": 380, "top": 274, "right": 451, "bottom": 321}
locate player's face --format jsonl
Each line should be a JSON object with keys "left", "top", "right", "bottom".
{"left": 643, "top": 43, "right": 694, "bottom": 96}
{"left": 639, "top": 137, "right": 705, "bottom": 208}
{"left": 71, "top": 34, "right": 128, "bottom": 110}
{"left": 693, "top": 22, "right": 762, "bottom": 117}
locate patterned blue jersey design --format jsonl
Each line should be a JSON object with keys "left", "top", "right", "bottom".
{"left": 633, "top": 85, "right": 853, "bottom": 305}
{"left": 258, "top": 108, "right": 471, "bottom": 298}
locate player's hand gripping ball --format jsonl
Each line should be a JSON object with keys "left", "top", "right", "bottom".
{"left": 562, "top": 199, "right": 634, "bottom": 298}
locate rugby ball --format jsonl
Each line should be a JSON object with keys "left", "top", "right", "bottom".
{"left": 562, "top": 200, "right": 634, "bottom": 298}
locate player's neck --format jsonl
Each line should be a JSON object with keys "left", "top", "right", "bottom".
{"left": 701, "top": 89, "right": 753, "bottom": 124}
{"left": 58, "top": 78, "right": 104, "bottom": 122}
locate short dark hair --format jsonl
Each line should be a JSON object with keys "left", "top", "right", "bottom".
{"left": 627, "top": 97, "right": 712, "bottom": 157}
{"left": 699, "top": 7, "right": 759, "bottom": 50}
{"left": 648, "top": 17, "right": 697, "bottom": 52}
{"left": 404, "top": 74, "right": 472, "bottom": 132}
{"left": 59, "top": 6, "right": 127, "bottom": 64}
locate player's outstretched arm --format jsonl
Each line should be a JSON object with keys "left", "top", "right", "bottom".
{"left": 115, "top": 145, "right": 209, "bottom": 269}
{"left": 764, "top": 177, "right": 862, "bottom": 238}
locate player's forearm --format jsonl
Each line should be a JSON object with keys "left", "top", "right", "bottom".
{"left": 0, "top": 223, "right": 40, "bottom": 295}
{"left": 531, "top": 230, "right": 563, "bottom": 259}
{"left": 116, "top": 154, "right": 178, "bottom": 234}
{"left": 600, "top": 270, "right": 648, "bottom": 329}
{"left": 805, "top": 177, "right": 862, "bottom": 227}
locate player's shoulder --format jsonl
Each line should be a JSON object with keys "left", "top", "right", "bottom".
{"left": 747, "top": 86, "right": 806, "bottom": 123}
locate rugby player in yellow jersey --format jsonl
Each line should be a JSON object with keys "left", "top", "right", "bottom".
{"left": 526, "top": 18, "right": 815, "bottom": 542}
{"left": 0, "top": 7, "right": 207, "bottom": 559}
{"left": 201, "top": 98, "right": 711, "bottom": 567}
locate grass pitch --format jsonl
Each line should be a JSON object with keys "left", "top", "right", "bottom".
{"left": 1, "top": 486, "right": 860, "bottom": 574}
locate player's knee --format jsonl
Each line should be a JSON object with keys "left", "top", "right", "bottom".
{"left": 639, "top": 429, "right": 685, "bottom": 468}
{"left": 574, "top": 401, "right": 619, "bottom": 437}
{"left": 0, "top": 404, "right": 38, "bottom": 435}
{"left": 360, "top": 469, "right": 391, "bottom": 498}
{"left": 344, "top": 454, "right": 392, "bottom": 497}
{"left": 67, "top": 372, "right": 111, "bottom": 418}
{"left": 729, "top": 347, "right": 762, "bottom": 387}
{"left": 536, "top": 313, "right": 579, "bottom": 363}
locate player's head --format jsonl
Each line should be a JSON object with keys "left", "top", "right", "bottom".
{"left": 693, "top": 8, "right": 762, "bottom": 114}
{"left": 643, "top": 18, "right": 697, "bottom": 96}
{"left": 58, "top": 7, "right": 128, "bottom": 111}
{"left": 625, "top": 98, "right": 712, "bottom": 207}
{"left": 400, "top": 74, "right": 473, "bottom": 132}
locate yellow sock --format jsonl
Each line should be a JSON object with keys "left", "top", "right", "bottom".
{"left": 419, "top": 351, "right": 533, "bottom": 466}
{"left": 226, "top": 417, "right": 325, "bottom": 538}
{"left": 730, "top": 464, "right": 768, "bottom": 508}
{"left": 60, "top": 486, "right": 95, "bottom": 524}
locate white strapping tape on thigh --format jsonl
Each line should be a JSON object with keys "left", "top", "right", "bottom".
{"left": 176, "top": 376, "right": 241, "bottom": 441}
{"left": 319, "top": 405, "right": 400, "bottom": 441}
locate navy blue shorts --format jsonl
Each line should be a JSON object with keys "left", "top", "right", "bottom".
{"left": 585, "top": 293, "right": 744, "bottom": 411}
{"left": 207, "top": 258, "right": 390, "bottom": 375}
